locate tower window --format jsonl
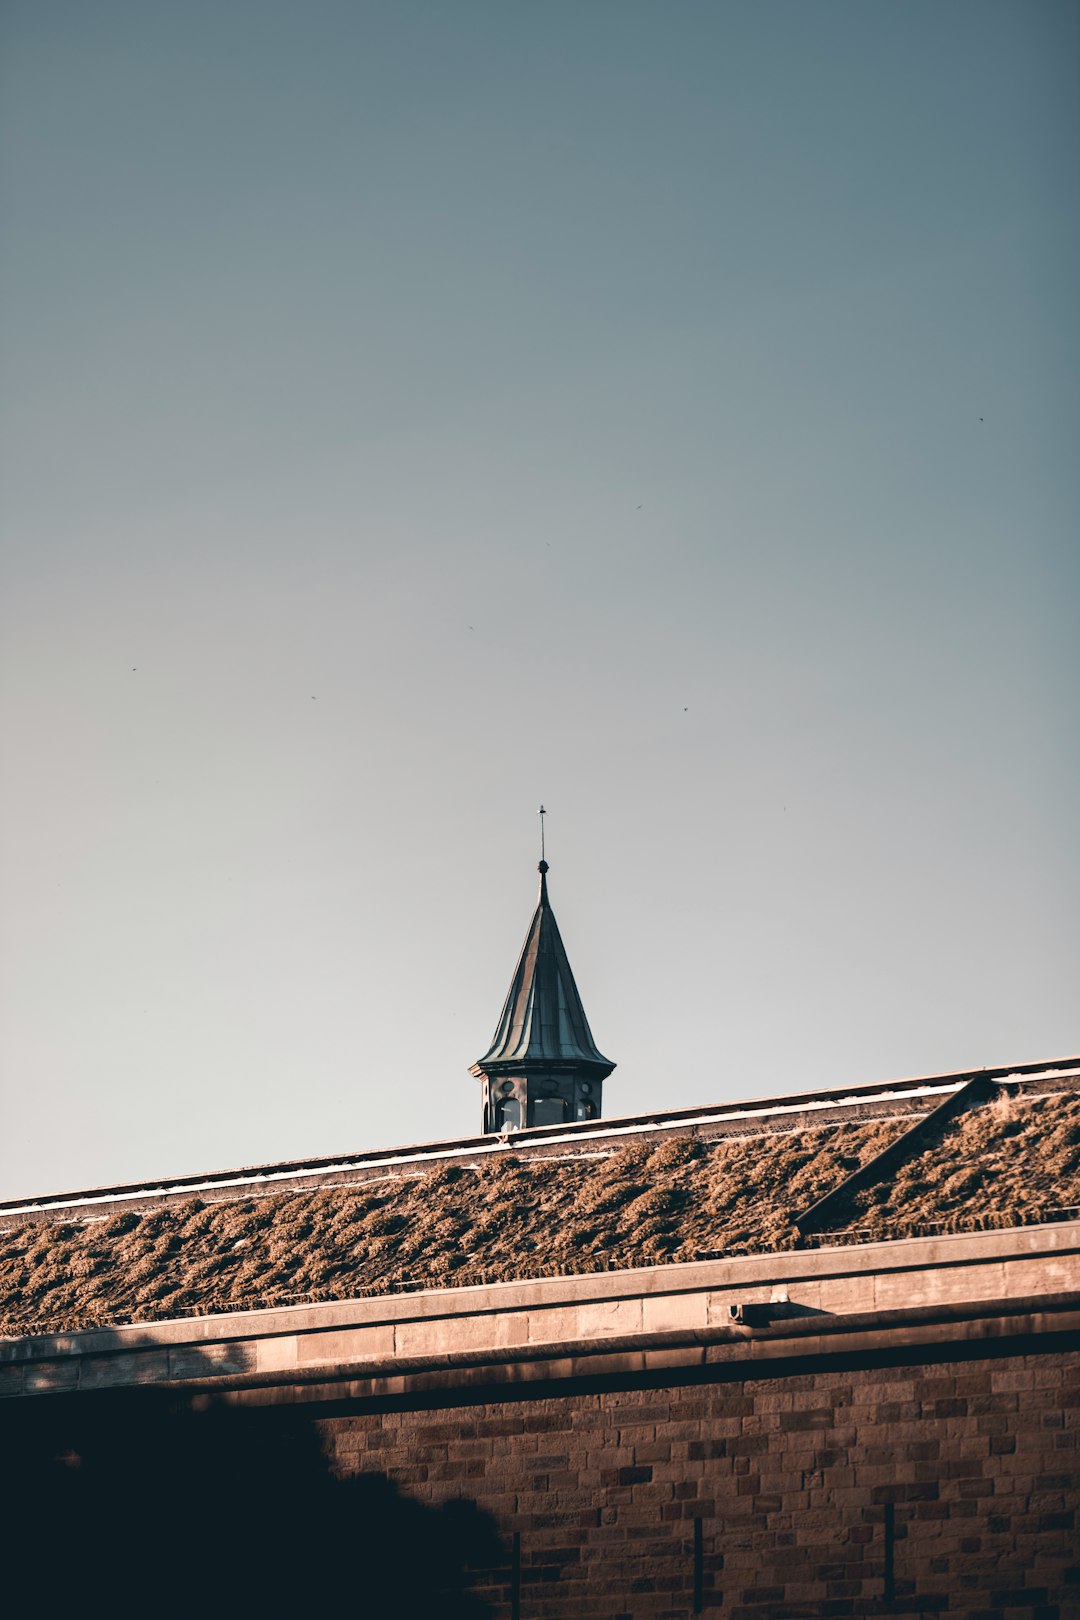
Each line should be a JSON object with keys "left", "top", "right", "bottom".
{"left": 495, "top": 1098, "right": 521, "bottom": 1131}
{"left": 532, "top": 1097, "right": 567, "bottom": 1128}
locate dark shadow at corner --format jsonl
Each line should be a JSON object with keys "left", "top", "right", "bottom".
{"left": 0, "top": 1366, "right": 503, "bottom": 1618}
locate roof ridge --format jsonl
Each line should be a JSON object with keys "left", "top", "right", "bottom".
{"left": 2, "top": 1058, "right": 1076, "bottom": 1223}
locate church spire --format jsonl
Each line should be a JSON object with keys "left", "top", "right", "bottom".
{"left": 471, "top": 842, "right": 615, "bottom": 1135}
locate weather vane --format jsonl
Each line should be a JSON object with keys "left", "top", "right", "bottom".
{"left": 538, "top": 803, "right": 546, "bottom": 862}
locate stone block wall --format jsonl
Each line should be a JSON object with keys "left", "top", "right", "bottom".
{"left": 319, "top": 1350, "right": 1077, "bottom": 1619}
{"left": 4, "top": 1223, "right": 1076, "bottom": 1615}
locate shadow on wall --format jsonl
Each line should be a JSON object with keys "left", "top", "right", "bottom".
{"left": 0, "top": 1382, "right": 501, "bottom": 1618}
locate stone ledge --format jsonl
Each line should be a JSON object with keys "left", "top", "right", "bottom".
{"left": 4, "top": 1217, "right": 1076, "bottom": 1361}
{"left": 2, "top": 1222, "right": 1077, "bottom": 1402}
{"left": 8, "top": 1298, "right": 1073, "bottom": 1408}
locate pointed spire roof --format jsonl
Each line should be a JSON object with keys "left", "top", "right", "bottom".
{"left": 471, "top": 862, "right": 615, "bottom": 1077}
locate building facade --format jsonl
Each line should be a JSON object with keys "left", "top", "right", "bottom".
{"left": 2, "top": 1058, "right": 1078, "bottom": 1617}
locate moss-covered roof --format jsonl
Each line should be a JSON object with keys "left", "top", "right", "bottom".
{"left": 2, "top": 1085, "right": 1078, "bottom": 1340}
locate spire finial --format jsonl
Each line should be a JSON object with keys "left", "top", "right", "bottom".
{"left": 537, "top": 804, "right": 549, "bottom": 892}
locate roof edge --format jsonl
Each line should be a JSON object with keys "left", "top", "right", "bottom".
{"left": 2, "top": 1055, "right": 1077, "bottom": 1223}
{"left": 4, "top": 1222, "right": 1078, "bottom": 1395}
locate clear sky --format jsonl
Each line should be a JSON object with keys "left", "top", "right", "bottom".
{"left": 1, "top": 1, "right": 1077, "bottom": 1201}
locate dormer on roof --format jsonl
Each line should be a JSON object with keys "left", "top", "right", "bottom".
{"left": 470, "top": 858, "right": 615, "bottom": 1134}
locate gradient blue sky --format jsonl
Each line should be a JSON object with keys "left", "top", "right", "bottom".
{"left": 1, "top": 1, "right": 1077, "bottom": 1200}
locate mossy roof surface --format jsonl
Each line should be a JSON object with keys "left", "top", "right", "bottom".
{"left": 2, "top": 1088, "right": 1078, "bottom": 1339}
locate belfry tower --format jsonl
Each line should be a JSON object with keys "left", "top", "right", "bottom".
{"left": 471, "top": 855, "right": 615, "bottom": 1134}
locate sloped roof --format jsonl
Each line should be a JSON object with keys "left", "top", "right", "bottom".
{"left": 1, "top": 1067, "right": 1077, "bottom": 1340}
{"left": 471, "top": 862, "right": 614, "bottom": 1076}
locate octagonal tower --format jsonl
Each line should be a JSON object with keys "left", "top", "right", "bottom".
{"left": 471, "top": 859, "right": 615, "bottom": 1134}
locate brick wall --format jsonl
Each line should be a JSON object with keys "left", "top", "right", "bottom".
{"left": 4, "top": 1226, "right": 1076, "bottom": 1616}
{"left": 319, "top": 1350, "right": 1077, "bottom": 1619}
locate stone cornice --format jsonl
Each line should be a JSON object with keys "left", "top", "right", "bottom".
{"left": 4, "top": 1221, "right": 1077, "bottom": 1404}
